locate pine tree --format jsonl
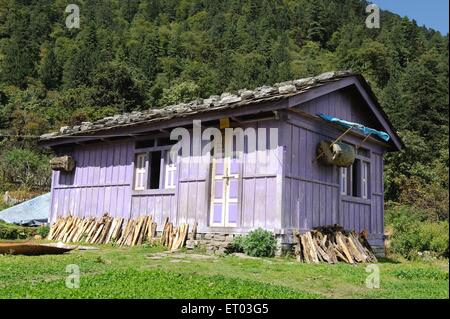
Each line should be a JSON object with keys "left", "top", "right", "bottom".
{"left": 268, "top": 33, "right": 292, "bottom": 83}
{"left": 0, "top": 5, "right": 36, "bottom": 87}
{"left": 62, "top": 25, "right": 99, "bottom": 88}
{"left": 40, "top": 47, "right": 62, "bottom": 89}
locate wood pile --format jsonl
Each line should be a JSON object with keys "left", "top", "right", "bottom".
{"left": 293, "top": 225, "right": 377, "bottom": 264}
{"left": 47, "top": 215, "right": 157, "bottom": 246}
{"left": 160, "top": 217, "right": 190, "bottom": 251}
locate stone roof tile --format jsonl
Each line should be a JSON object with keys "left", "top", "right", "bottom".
{"left": 40, "top": 70, "right": 354, "bottom": 141}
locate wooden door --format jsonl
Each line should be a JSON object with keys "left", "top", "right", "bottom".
{"left": 209, "top": 136, "right": 240, "bottom": 227}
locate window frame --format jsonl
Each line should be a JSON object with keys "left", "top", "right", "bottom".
{"left": 133, "top": 141, "right": 178, "bottom": 192}
{"left": 134, "top": 153, "right": 147, "bottom": 191}
{"left": 339, "top": 148, "right": 371, "bottom": 200}
{"left": 164, "top": 151, "right": 177, "bottom": 189}
{"left": 361, "top": 160, "right": 370, "bottom": 199}
{"left": 340, "top": 167, "right": 348, "bottom": 196}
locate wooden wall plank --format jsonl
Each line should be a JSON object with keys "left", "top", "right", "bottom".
{"left": 290, "top": 178, "right": 299, "bottom": 228}
{"left": 284, "top": 178, "right": 291, "bottom": 227}
{"left": 265, "top": 177, "right": 277, "bottom": 229}
{"left": 254, "top": 177, "right": 267, "bottom": 228}
{"left": 242, "top": 179, "right": 255, "bottom": 228}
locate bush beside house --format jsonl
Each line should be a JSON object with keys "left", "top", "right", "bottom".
{"left": 385, "top": 204, "right": 449, "bottom": 259}
{"left": 227, "top": 228, "right": 277, "bottom": 258}
{"left": 0, "top": 220, "right": 49, "bottom": 240}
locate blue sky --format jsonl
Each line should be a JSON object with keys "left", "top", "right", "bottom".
{"left": 373, "top": 0, "right": 449, "bottom": 34}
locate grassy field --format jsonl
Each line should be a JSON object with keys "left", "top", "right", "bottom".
{"left": 0, "top": 243, "right": 448, "bottom": 299}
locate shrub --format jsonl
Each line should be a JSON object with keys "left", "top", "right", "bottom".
{"left": 387, "top": 205, "right": 449, "bottom": 259}
{"left": 0, "top": 148, "right": 51, "bottom": 189}
{"left": 385, "top": 202, "right": 427, "bottom": 225}
{"left": 0, "top": 221, "right": 37, "bottom": 240}
{"left": 36, "top": 225, "right": 50, "bottom": 238}
{"left": 226, "top": 235, "right": 245, "bottom": 254}
{"left": 241, "top": 228, "right": 277, "bottom": 258}
{"left": 417, "top": 222, "right": 449, "bottom": 257}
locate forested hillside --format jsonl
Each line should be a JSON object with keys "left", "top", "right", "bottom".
{"left": 0, "top": 0, "right": 448, "bottom": 226}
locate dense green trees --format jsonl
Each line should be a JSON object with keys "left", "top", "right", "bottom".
{"left": 0, "top": 0, "right": 448, "bottom": 223}
{"left": 0, "top": 148, "right": 50, "bottom": 189}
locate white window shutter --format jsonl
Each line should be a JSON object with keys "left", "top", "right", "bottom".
{"left": 340, "top": 167, "right": 348, "bottom": 196}
{"left": 134, "top": 153, "right": 146, "bottom": 190}
{"left": 164, "top": 152, "right": 177, "bottom": 189}
{"left": 362, "top": 162, "right": 369, "bottom": 199}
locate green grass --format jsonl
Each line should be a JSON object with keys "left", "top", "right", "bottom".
{"left": 0, "top": 244, "right": 448, "bottom": 299}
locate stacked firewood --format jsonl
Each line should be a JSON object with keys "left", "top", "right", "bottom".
{"left": 160, "top": 217, "right": 191, "bottom": 251}
{"left": 47, "top": 215, "right": 157, "bottom": 246}
{"left": 293, "top": 225, "right": 377, "bottom": 264}
{"left": 115, "top": 215, "right": 157, "bottom": 246}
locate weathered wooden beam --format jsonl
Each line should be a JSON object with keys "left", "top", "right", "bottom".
{"left": 50, "top": 155, "right": 75, "bottom": 172}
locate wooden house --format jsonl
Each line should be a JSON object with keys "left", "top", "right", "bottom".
{"left": 40, "top": 71, "right": 402, "bottom": 254}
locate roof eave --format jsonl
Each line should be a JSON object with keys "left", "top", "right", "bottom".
{"left": 39, "top": 73, "right": 403, "bottom": 152}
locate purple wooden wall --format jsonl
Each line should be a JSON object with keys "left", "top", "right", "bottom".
{"left": 282, "top": 120, "right": 339, "bottom": 231}
{"left": 240, "top": 121, "right": 282, "bottom": 230}
{"left": 50, "top": 141, "right": 134, "bottom": 222}
{"left": 50, "top": 120, "right": 285, "bottom": 232}
{"left": 175, "top": 120, "right": 283, "bottom": 233}
{"left": 176, "top": 150, "right": 210, "bottom": 229}
{"left": 131, "top": 192, "right": 177, "bottom": 225}
{"left": 282, "top": 89, "right": 386, "bottom": 244}
{"left": 300, "top": 86, "right": 382, "bottom": 131}
{"left": 370, "top": 152, "right": 385, "bottom": 244}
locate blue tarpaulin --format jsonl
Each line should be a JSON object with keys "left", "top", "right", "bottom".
{"left": 0, "top": 192, "right": 50, "bottom": 226}
{"left": 317, "top": 113, "right": 390, "bottom": 142}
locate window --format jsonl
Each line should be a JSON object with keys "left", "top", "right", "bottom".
{"left": 133, "top": 142, "right": 177, "bottom": 191}
{"left": 357, "top": 147, "right": 370, "bottom": 158}
{"left": 352, "top": 163, "right": 358, "bottom": 196}
{"left": 149, "top": 151, "right": 162, "bottom": 189}
{"left": 340, "top": 160, "right": 370, "bottom": 199}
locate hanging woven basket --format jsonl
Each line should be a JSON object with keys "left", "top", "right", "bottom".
{"left": 50, "top": 155, "right": 75, "bottom": 172}
{"left": 316, "top": 140, "right": 355, "bottom": 167}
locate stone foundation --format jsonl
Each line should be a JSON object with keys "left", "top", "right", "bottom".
{"left": 370, "top": 245, "right": 386, "bottom": 258}
{"left": 184, "top": 231, "right": 385, "bottom": 258}
{"left": 185, "top": 232, "right": 290, "bottom": 256}
{"left": 185, "top": 233, "right": 236, "bottom": 254}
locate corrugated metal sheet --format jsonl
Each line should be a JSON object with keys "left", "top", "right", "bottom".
{"left": 0, "top": 192, "right": 50, "bottom": 225}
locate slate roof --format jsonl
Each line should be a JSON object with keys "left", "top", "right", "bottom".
{"left": 39, "top": 71, "right": 356, "bottom": 141}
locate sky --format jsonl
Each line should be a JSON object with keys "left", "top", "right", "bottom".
{"left": 374, "top": 0, "right": 449, "bottom": 34}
